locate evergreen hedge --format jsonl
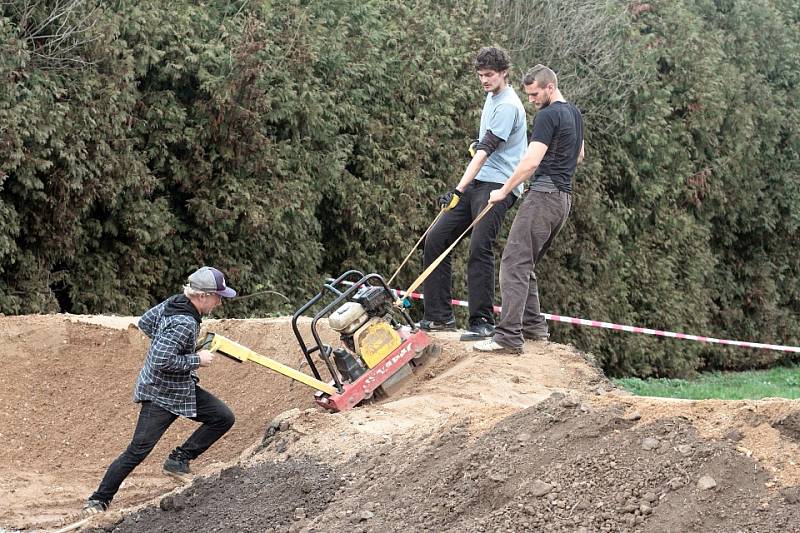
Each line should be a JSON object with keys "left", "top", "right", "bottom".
{"left": 1, "top": 0, "right": 797, "bottom": 377}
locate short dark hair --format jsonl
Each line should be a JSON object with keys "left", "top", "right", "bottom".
{"left": 474, "top": 46, "right": 511, "bottom": 73}
{"left": 523, "top": 64, "right": 558, "bottom": 88}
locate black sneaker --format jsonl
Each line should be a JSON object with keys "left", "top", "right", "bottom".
{"left": 418, "top": 319, "right": 456, "bottom": 332}
{"left": 81, "top": 499, "right": 109, "bottom": 516}
{"left": 163, "top": 455, "right": 192, "bottom": 481}
{"left": 459, "top": 321, "right": 495, "bottom": 341}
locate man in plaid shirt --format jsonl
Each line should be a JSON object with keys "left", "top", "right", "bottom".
{"left": 82, "top": 266, "right": 237, "bottom": 515}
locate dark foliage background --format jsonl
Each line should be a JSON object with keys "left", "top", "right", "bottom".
{"left": 1, "top": 0, "right": 798, "bottom": 377}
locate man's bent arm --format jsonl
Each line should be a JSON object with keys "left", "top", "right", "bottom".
{"left": 455, "top": 150, "right": 489, "bottom": 192}
{"left": 496, "top": 141, "right": 548, "bottom": 196}
{"left": 454, "top": 130, "right": 504, "bottom": 192}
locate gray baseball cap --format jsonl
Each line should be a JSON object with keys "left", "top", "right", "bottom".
{"left": 187, "top": 266, "right": 236, "bottom": 298}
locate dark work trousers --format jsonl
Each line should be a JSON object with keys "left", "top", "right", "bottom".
{"left": 422, "top": 180, "right": 516, "bottom": 327}
{"left": 90, "top": 386, "right": 234, "bottom": 504}
{"left": 493, "top": 190, "right": 571, "bottom": 348}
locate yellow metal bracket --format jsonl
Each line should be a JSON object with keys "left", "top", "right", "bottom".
{"left": 203, "top": 333, "right": 337, "bottom": 396}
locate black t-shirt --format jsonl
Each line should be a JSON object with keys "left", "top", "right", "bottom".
{"left": 530, "top": 101, "right": 584, "bottom": 194}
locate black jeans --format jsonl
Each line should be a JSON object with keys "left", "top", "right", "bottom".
{"left": 90, "top": 386, "right": 234, "bottom": 504}
{"left": 422, "top": 180, "right": 516, "bottom": 326}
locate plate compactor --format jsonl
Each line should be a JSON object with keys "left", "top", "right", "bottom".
{"left": 200, "top": 271, "right": 441, "bottom": 412}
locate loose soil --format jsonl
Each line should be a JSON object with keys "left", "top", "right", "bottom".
{"left": 1, "top": 314, "right": 799, "bottom": 532}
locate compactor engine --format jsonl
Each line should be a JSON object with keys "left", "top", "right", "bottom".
{"left": 327, "top": 285, "right": 410, "bottom": 393}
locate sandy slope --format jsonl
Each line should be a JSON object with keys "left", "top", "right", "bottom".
{"left": 1, "top": 314, "right": 799, "bottom": 532}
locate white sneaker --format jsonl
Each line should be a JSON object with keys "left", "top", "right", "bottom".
{"left": 473, "top": 339, "right": 522, "bottom": 354}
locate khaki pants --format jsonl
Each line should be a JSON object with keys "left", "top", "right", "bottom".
{"left": 493, "top": 190, "right": 571, "bottom": 348}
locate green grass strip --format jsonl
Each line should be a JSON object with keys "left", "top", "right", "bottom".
{"left": 613, "top": 366, "right": 800, "bottom": 400}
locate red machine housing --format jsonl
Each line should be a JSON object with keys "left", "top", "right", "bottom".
{"left": 315, "top": 330, "right": 432, "bottom": 412}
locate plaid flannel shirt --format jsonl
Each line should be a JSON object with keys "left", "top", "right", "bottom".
{"left": 133, "top": 298, "right": 202, "bottom": 417}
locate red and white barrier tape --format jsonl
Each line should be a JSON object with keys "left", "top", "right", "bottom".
{"left": 389, "top": 288, "right": 800, "bottom": 354}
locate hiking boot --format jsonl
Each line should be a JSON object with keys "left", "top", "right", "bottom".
{"left": 163, "top": 455, "right": 192, "bottom": 482}
{"left": 473, "top": 339, "right": 522, "bottom": 354}
{"left": 459, "top": 320, "right": 495, "bottom": 341}
{"left": 81, "top": 499, "right": 109, "bottom": 516}
{"left": 418, "top": 319, "right": 456, "bottom": 332}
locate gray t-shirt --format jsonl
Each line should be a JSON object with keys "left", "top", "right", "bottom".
{"left": 475, "top": 85, "right": 527, "bottom": 197}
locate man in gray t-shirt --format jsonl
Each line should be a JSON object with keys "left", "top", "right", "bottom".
{"left": 420, "top": 46, "right": 527, "bottom": 340}
{"left": 475, "top": 81, "right": 527, "bottom": 197}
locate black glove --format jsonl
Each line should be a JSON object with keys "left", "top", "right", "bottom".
{"left": 438, "top": 189, "right": 462, "bottom": 211}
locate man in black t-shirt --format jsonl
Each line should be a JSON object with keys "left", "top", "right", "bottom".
{"left": 474, "top": 64, "right": 585, "bottom": 354}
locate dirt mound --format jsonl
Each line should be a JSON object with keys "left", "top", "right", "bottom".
{"left": 2, "top": 315, "right": 800, "bottom": 532}
{"left": 0, "top": 314, "right": 320, "bottom": 530}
